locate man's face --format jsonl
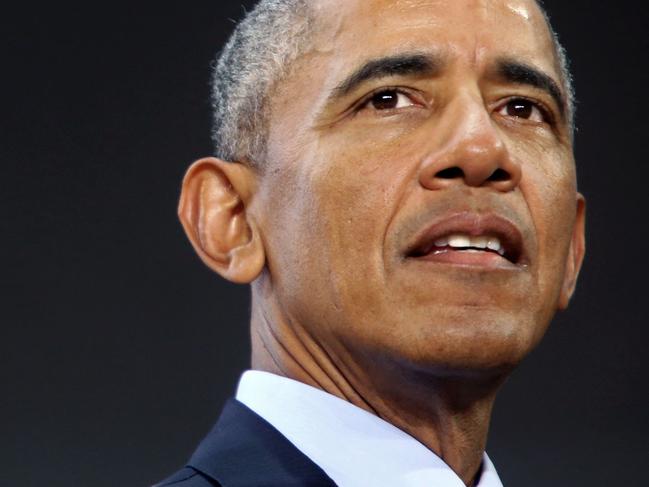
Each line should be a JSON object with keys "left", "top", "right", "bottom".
{"left": 252, "top": 0, "right": 584, "bottom": 375}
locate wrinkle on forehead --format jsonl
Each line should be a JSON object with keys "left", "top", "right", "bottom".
{"left": 309, "top": 0, "right": 553, "bottom": 61}
{"left": 389, "top": 0, "right": 450, "bottom": 14}
{"left": 313, "top": 0, "right": 546, "bottom": 40}
{"left": 281, "top": 0, "right": 559, "bottom": 117}
{"left": 302, "top": 0, "right": 559, "bottom": 100}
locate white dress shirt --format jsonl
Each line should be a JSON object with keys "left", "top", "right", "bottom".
{"left": 236, "top": 370, "right": 504, "bottom": 487}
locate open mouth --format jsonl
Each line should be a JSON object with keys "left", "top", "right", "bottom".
{"left": 405, "top": 213, "right": 526, "bottom": 267}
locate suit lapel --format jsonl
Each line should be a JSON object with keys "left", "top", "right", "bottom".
{"left": 188, "top": 399, "right": 337, "bottom": 487}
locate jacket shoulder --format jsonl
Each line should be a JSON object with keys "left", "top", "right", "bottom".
{"left": 157, "top": 399, "right": 336, "bottom": 487}
{"left": 154, "top": 467, "right": 221, "bottom": 487}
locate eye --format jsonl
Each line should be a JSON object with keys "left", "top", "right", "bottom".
{"left": 365, "top": 89, "right": 416, "bottom": 111}
{"left": 498, "top": 98, "right": 547, "bottom": 123}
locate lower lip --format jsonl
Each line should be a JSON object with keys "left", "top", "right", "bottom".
{"left": 411, "top": 249, "right": 518, "bottom": 269}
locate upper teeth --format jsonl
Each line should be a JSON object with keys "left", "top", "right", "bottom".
{"left": 434, "top": 234, "right": 505, "bottom": 255}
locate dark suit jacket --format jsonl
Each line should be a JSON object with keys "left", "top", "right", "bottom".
{"left": 154, "top": 399, "right": 337, "bottom": 487}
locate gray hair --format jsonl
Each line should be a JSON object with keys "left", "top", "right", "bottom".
{"left": 537, "top": 0, "right": 576, "bottom": 135}
{"left": 211, "top": 0, "right": 313, "bottom": 167}
{"left": 211, "top": 0, "right": 574, "bottom": 166}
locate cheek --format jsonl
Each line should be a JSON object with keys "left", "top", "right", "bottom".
{"left": 307, "top": 141, "right": 414, "bottom": 298}
{"left": 272, "top": 134, "right": 422, "bottom": 324}
{"left": 520, "top": 144, "right": 577, "bottom": 305}
{"left": 312, "top": 116, "right": 425, "bottom": 234}
{"left": 256, "top": 138, "right": 412, "bottom": 321}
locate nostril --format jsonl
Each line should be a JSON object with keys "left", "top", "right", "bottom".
{"left": 488, "top": 168, "right": 510, "bottom": 182}
{"left": 436, "top": 167, "right": 464, "bottom": 179}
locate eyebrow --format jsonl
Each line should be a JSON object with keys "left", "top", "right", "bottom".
{"left": 327, "top": 52, "right": 568, "bottom": 120}
{"left": 495, "top": 58, "right": 567, "bottom": 118}
{"left": 330, "top": 53, "right": 443, "bottom": 100}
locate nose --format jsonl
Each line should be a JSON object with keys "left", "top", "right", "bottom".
{"left": 418, "top": 96, "right": 522, "bottom": 193}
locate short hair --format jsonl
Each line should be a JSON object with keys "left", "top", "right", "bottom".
{"left": 211, "top": 0, "right": 574, "bottom": 167}
{"left": 211, "top": 0, "right": 313, "bottom": 167}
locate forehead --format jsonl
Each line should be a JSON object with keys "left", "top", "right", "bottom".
{"left": 264, "top": 0, "right": 564, "bottom": 167}
{"left": 309, "top": 0, "right": 558, "bottom": 77}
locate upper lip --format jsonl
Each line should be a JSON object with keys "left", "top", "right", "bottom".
{"left": 405, "top": 211, "right": 527, "bottom": 265}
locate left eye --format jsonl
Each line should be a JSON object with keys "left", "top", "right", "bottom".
{"left": 367, "top": 90, "right": 415, "bottom": 110}
{"left": 498, "top": 98, "right": 546, "bottom": 122}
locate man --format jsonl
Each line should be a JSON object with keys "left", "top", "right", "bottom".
{"left": 156, "top": 0, "right": 585, "bottom": 485}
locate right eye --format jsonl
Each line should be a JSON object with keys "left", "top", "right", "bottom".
{"left": 364, "top": 89, "right": 417, "bottom": 111}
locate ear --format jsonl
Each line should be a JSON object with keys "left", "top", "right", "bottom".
{"left": 178, "top": 157, "right": 265, "bottom": 284}
{"left": 558, "top": 193, "right": 586, "bottom": 310}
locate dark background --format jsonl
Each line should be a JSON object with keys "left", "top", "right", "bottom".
{"left": 3, "top": 1, "right": 647, "bottom": 485}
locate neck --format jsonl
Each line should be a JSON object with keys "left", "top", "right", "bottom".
{"left": 250, "top": 289, "right": 507, "bottom": 487}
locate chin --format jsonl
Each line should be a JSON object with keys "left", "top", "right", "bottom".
{"left": 388, "top": 312, "right": 549, "bottom": 378}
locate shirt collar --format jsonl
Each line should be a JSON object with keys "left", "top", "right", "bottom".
{"left": 235, "top": 370, "right": 503, "bottom": 487}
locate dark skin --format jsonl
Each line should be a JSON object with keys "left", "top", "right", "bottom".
{"left": 179, "top": 0, "right": 586, "bottom": 485}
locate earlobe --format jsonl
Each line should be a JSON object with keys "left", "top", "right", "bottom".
{"left": 558, "top": 193, "right": 586, "bottom": 310}
{"left": 178, "top": 157, "right": 265, "bottom": 284}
